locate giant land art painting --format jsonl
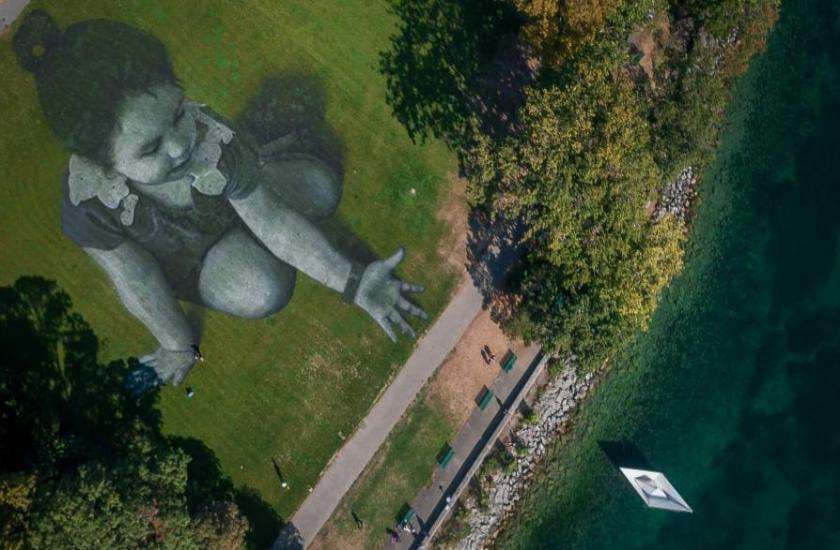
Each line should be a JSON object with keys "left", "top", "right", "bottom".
{"left": 0, "top": 1, "right": 459, "bottom": 541}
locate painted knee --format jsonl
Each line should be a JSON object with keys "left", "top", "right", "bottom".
{"left": 199, "top": 229, "right": 296, "bottom": 319}
{"left": 240, "top": 275, "right": 294, "bottom": 318}
{"left": 304, "top": 161, "right": 341, "bottom": 220}
{"left": 262, "top": 159, "right": 342, "bottom": 220}
{"left": 244, "top": 290, "right": 290, "bottom": 318}
{"left": 200, "top": 264, "right": 295, "bottom": 319}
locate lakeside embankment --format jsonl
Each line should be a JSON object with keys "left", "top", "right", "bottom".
{"left": 495, "top": 0, "right": 840, "bottom": 547}
{"left": 454, "top": 361, "right": 604, "bottom": 548}
{"left": 437, "top": 165, "right": 698, "bottom": 548}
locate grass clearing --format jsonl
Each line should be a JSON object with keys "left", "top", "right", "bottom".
{"left": 0, "top": 0, "right": 459, "bottom": 543}
{"left": 313, "top": 390, "right": 457, "bottom": 549}
{"left": 315, "top": 311, "right": 526, "bottom": 548}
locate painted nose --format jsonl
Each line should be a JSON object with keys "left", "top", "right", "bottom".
{"left": 166, "top": 133, "right": 189, "bottom": 162}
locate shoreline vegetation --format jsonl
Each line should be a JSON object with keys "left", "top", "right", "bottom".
{"left": 377, "top": 0, "right": 779, "bottom": 546}
{"left": 490, "top": 0, "right": 840, "bottom": 545}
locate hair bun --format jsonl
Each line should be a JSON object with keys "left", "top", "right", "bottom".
{"left": 12, "top": 9, "right": 63, "bottom": 74}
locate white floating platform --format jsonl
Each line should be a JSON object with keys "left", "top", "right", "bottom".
{"left": 619, "top": 467, "right": 693, "bottom": 513}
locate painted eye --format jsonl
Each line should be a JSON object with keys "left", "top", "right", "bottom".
{"left": 142, "top": 138, "right": 162, "bottom": 158}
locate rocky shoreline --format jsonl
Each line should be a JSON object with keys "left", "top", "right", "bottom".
{"left": 654, "top": 166, "right": 698, "bottom": 223}
{"left": 442, "top": 167, "right": 697, "bottom": 549}
{"left": 445, "top": 358, "right": 607, "bottom": 550}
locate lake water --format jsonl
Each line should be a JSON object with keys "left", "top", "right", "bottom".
{"left": 499, "top": 1, "right": 840, "bottom": 548}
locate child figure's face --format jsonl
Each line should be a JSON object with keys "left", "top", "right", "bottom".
{"left": 110, "top": 83, "right": 197, "bottom": 184}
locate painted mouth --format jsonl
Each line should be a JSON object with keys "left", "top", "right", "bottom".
{"left": 166, "top": 124, "right": 199, "bottom": 180}
{"left": 168, "top": 151, "right": 193, "bottom": 177}
{"left": 167, "top": 139, "right": 197, "bottom": 179}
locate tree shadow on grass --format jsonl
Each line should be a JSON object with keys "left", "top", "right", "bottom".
{"left": 381, "top": 0, "right": 538, "bottom": 321}
{"left": 235, "top": 72, "right": 379, "bottom": 264}
{"left": 0, "top": 276, "right": 162, "bottom": 472}
{"left": 0, "top": 276, "right": 281, "bottom": 548}
{"left": 380, "top": 0, "right": 534, "bottom": 148}
{"left": 170, "top": 436, "right": 283, "bottom": 548}
{"left": 235, "top": 487, "right": 284, "bottom": 548}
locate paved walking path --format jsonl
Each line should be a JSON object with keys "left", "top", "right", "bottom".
{"left": 275, "top": 279, "right": 485, "bottom": 548}
{"left": 0, "top": 0, "right": 31, "bottom": 34}
{"left": 393, "top": 346, "right": 545, "bottom": 549}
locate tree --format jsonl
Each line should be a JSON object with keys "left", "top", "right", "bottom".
{"left": 379, "top": 0, "right": 522, "bottom": 145}
{"left": 649, "top": 0, "right": 780, "bottom": 176}
{"left": 513, "top": 0, "right": 644, "bottom": 68}
{"left": 466, "top": 46, "right": 685, "bottom": 369}
{"left": 192, "top": 501, "right": 250, "bottom": 550}
{"left": 380, "top": 0, "right": 776, "bottom": 373}
{"left": 25, "top": 445, "right": 194, "bottom": 548}
{"left": 0, "top": 472, "right": 35, "bottom": 548}
{"left": 0, "top": 277, "right": 248, "bottom": 548}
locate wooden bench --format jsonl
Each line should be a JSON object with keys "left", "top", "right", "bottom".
{"left": 501, "top": 351, "right": 517, "bottom": 372}
{"left": 437, "top": 444, "right": 455, "bottom": 468}
{"left": 477, "top": 387, "right": 495, "bottom": 410}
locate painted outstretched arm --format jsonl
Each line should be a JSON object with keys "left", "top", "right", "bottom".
{"left": 230, "top": 184, "right": 428, "bottom": 340}
{"left": 86, "top": 242, "right": 197, "bottom": 387}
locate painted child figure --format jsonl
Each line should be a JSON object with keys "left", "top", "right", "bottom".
{"left": 13, "top": 10, "right": 427, "bottom": 389}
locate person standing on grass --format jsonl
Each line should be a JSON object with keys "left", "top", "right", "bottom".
{"left": 12, "top": 10, "right": 427, "bottom": 391}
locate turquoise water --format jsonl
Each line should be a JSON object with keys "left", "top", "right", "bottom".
{"left": 499, "top": 1, "right": 840, "bottom": 548}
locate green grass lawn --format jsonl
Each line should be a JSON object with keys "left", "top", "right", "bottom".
{"left": 316, "top": 388, "right": 457, "bottom": 549}
{"left": 0, "top": 0, "right": 459, "bottom": 541}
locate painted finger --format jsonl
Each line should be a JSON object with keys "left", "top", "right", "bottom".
{"left": 398, "top": 297, "right": 428, "bottom": 320}
{"left": 125, "top": 367, "right": 161, "bottom": 395}
{"left": 400, "top": 281, "right": 425, "bottom": 294}
{"left": 389, "top": 310, "right": 416, "bottom": 339}
{"left": 375, "top": 316, "right": 398, "bottom": 342}
{"left": 147, "top": 373, "right": 165, "bottom": 388}
{"left": 172, "top": 367, "right": 189, "bottom": 387}
{"left": 383, "top": 247, "right": 405, "bottom": 270}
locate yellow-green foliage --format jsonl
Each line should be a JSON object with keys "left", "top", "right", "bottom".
{"left": 467, "top": 46, "right": 685, "bottom": 369}
{"left": 0, "top": 473, "right": 35, "bottom": 549}
{"left": 191, "top": 502, "right": 249, "bottom": 550}
{"left": 374, "top": 0, "right": 778, "bottom": 373}
{"left": 616, "top": 214, "right": 685, "bottom": 329}
{"left": 460, "top": 0, "right": 778, "bottom": 369}
{"left": 514, "top": 0, "right": 627, "bottom": 66}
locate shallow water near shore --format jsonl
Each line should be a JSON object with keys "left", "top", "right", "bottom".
{"left": 499, "top": 1, "right": 840, "bottom": 548}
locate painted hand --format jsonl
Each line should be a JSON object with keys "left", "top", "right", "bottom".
{"left": 125, "top": 347, "right": 197, "bottom": 393}
{"left": 355, "top": 247, "right": 428, "bottom": 341}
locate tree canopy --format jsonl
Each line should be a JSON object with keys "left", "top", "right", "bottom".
{"left": 466, "top": 45, "right": 685, "bottom": 367}
{"left": 0, "top": 277, "right": 249, "bottom": 549}
{"left": 382, "top": 0, "right": 778, "bottom": 369}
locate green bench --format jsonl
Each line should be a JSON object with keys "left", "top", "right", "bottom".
{"left": 501, "top": 351, "right": 517, "bottom": 372}
{"left": 437, "top": 444, "right": 455, "bottom": 468}
{"left": 397, "top": 505, "right": 416, "bottom": 526}
{"left": 477, "top": 387, "right": 495, "bottom": 410}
